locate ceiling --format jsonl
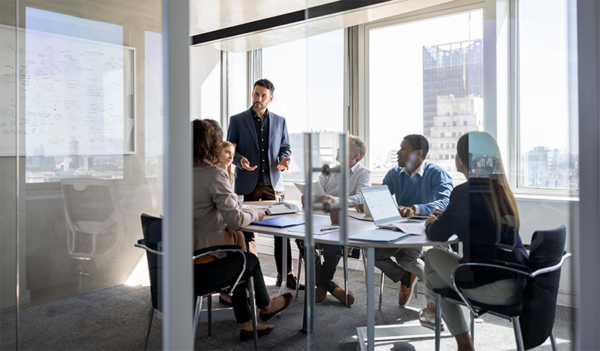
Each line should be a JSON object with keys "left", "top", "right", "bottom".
{"left": 190, "top": 0, "right": 456, "bottom": 52}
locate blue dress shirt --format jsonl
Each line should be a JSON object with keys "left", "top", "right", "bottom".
{"left": 381, "top": 161, "right": 453, "bottom": 215}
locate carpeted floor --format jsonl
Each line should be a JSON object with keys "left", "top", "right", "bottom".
{"left": 1, "top": 253, "right": 575, "bottom": 350}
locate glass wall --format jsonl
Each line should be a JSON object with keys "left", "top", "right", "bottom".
{"left": 368, "top": 10, "right": 484, "bottom": 184}
{"left": 0, "top": 0, "right": 20, "bottom": 348}
{"left": 1, "top": 0, "right": 164, "bottom": 349}
{"left": 263, "top": 29, "right": 345, "bottom": 182}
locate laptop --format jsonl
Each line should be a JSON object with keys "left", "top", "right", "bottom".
{"left": 360, "top": 185, "right": 426, "bottom": 235}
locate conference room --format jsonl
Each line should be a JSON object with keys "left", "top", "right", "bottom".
{"left": 0, "top": 0, "right": 594, "bottom": 350}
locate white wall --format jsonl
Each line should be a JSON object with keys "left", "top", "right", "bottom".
{"left": 190, "top": 45, "right": 221, "bottom": 121}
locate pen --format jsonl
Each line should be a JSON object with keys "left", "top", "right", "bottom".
{"left": 320, "top": 227, "right": 339, "bottom": 231}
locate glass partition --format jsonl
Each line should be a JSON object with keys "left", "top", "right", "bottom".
{"left": 1, "top": 1, "right": 165, "bottom": 349}
{"left": 0, "top": 0, "right": 20, "bottom": 348}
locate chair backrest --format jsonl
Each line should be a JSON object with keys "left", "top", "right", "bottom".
{"left": 520, "top": 225, "right": 567, "bottom": 350}
{"left": 141, "top": 213, "right": 163, "bottom": 312}
{"left": 60, "top": 178, "right": 125, "bottom": 269}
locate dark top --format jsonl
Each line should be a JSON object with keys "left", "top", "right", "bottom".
{"left": 251, "top": 108, "right": 271, "bottom": 186}
{"left": 426, "top": 178, "right": 529, "bottom": 288}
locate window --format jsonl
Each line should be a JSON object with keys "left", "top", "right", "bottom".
{"left": 446, "top": 143, "right": 450, "bottom": 148}
{"left": 262, "top": 29, "right": 344, "bottom": 181}
{"left": 463, "top": 121, "right": 468, "bottom": 126}
{"left": 452, "top": 143, "right": 455, "bottom": 148}
{"left": 517, "top": 0, "right": 577, "bottom": 190}
{"left": 452, "top": 132, "right": 456, "bottom": 137}
{"left": 367, "top": 10, "right": 483, "bottom": 182}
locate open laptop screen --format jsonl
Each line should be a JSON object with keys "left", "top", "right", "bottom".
{"left": 361, "top": 185, "right": 403, "bottom": 225}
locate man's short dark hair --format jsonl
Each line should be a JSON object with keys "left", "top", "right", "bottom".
{"left": 404, "top": 134, "right": 429, "bottom": 160}
{"left": 254, "top": 79, "right": 275, "bottom": 94}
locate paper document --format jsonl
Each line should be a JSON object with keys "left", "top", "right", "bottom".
{"left": 294, "top": 181, "right": 327, "bottom": 198}
{"left": 243, "top": 205, "right": 269, "bottom": 210}
{"left": 392, "top": 221, "right": 426, "bottom": 235}
{"left": 350, "top": 230, "right": 410, "bottom": 243}
{"left": 288, "top": 225, "right": 339, "bottom": 236}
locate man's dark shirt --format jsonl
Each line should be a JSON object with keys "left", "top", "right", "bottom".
{"left": 251, "top": 108, "right": 271, "bottom": 186}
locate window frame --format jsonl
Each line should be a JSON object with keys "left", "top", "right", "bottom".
{"left": 358, "top": 2, "right": 486, "bottom": 185}
{"left": 507, "top": 0, "right": 578, "bottom": 197}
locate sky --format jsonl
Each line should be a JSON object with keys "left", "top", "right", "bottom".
{"left": 369, "top": 10, "right": 484, "bottom": 159}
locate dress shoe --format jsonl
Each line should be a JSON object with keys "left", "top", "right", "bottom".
{"left": 259, "top": 293, "right": 293, "bottom": 322}
{"left": 239, "top": 325, "right": 275, "bottom": 341}
{"left": 315, "top": 286, "right": 327, "bottom": 302}
{"left": 398, "top": 273, "right": 418, "bottom": 307}
{"left": 331, "top": 281, "right": 355, "bottom": 306}
{"left": 276, "top": 274, "right": 305, "bottom": 290}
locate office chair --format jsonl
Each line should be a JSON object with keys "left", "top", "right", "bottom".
{"left": 137, "top": 214, "right": 259, "bottom": 350}
{"left": 432, "top": 225, "right": 570, "bottom": 351}
{"left": 61, "top": 178, "right": 125, "bottom": 293}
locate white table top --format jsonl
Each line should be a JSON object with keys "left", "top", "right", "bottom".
{"left": 242, "top": 201, "right": 459, "bottom": 248}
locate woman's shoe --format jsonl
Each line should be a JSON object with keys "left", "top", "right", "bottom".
{"left": 259, "top": 293, "right": 293, "bottom": 322}
{"left": 418, "top": 307, "right": 446, "bottom": 331}
{"left": 239, "top": 325, "right": 275, "bottom": 340}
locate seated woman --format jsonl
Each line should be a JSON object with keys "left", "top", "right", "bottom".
{"left": 217, "top": 140, "right": 236, "bottom": 186}
{"left": 192, "top": 119, "right": 292, "bottom": 340}
{"left": 420, "top": 131, "right": 528, "bottom": 351}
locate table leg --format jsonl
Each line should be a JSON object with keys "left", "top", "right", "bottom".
{"left": 367, "top": 247, "right": 375, "bottom": 351}
{"left": 279, "top": 236, "right": 288, "bottom": 296}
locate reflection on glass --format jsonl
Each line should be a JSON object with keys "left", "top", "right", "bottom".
{"left": 369, "top": 10, "right": 483, "bottom": 182}
{"left": 22, "top": 8, "right": 133, "bottom": 183}
{"left": 263, "top": 29, "right": 344, "bottom": 181}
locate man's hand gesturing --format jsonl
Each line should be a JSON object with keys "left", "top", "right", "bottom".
{"left": 240, "top": 157, "right": 257, "bottom": 171}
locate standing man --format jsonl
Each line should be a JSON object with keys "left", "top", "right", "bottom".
{"left": 357, "top": 134, "right": 453, "bottom": 307}
{"left": 227, "top": 79, "right": 303, "bottom": 290}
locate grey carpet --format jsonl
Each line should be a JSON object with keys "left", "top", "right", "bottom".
{"left": 1, "top": 253, "right": 575, "bottom": 350}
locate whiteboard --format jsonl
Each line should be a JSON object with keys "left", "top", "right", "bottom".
{"left": 0, "top": 25, "right": 135, "bottom": 156}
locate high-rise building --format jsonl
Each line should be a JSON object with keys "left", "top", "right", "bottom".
{"left": 428, "top": 94, "right": 484, "bottom": 172}
{"left": 422, "top": 39, "right": 483, "bottom": 138}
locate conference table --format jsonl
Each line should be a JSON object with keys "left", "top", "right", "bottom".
{"left": 242, "top": 201, "right": 459, "bottom": 351}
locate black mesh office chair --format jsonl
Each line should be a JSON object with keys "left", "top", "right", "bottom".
{"left": 137, "top": 213, "right": 259, "bottom": 350}
{"left": 431, "top": 225, "right": 571, "bottom": 351}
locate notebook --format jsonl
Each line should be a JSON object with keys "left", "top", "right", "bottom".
{"left": 251, "top": 216, "right": 305, "bottom": 228}
{"left": 350, "top": 230, "right": 410, "bottom": 243}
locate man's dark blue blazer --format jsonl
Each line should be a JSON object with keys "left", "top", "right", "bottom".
{"left": 227, "top": 107, "right": 291, "bottom": 195}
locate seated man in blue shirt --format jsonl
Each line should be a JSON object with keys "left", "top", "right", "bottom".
{"left": 299, "top": 135, "right": 371, "bottom": 305}
{"left": 357, "top": 134, "right": 453, "bottom": 307}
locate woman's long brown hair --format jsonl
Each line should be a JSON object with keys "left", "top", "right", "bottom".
{"left": 457, "top": 132, "right": 520, "bottom": 232}
{"left": 193, "top": 119, "right": 222, "bottom": 166}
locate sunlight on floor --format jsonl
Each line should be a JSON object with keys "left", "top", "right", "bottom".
{"left": 125, "top": 253, "right": 150, "bottom": 287}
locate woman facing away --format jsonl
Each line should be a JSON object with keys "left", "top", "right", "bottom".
{"left": 192, "top": 119, "right": 292, "bottom": 340}
{"left": 420, "top": 131, "right": 529, "bottom": 351}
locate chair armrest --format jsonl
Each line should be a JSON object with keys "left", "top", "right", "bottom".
{"left": 530, "top": 251, "right": 572, "bottom": 278}
{"left": 449, "top": 262, "right": 531, "bottom": 318}
{"left": 192, "top": 245, "right": 245, "bottom": 297}
{"left": 134, "top": 239, "right": 164, "bottom": 256}
{"left": 192, "top": 245, "right": 241, "bottom": 259}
